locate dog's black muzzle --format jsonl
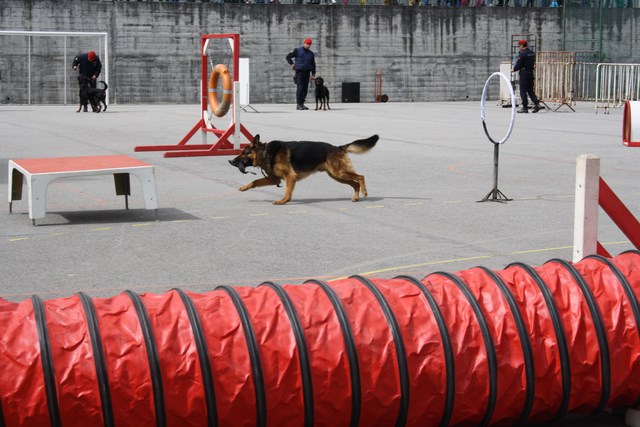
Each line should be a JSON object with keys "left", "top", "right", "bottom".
{"left": 229, "top": 157, "right": 253, "bottom": 174}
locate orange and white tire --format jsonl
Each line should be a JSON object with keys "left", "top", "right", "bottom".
{"left": 208, "top": 63, "right": 233, "bottom": 118}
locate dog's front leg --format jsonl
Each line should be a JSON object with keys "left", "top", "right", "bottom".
{"left": 273, "top": 175, "right": 296, "bottom": 205}
{"left": 239, "top": 177, "right": 279, "bottom": 192}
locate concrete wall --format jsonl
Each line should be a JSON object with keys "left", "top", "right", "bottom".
{"left": 0, "top": 1, "right": 638, "bottom": 104}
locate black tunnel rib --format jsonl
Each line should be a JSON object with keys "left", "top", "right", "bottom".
{"left": 427, "top": 272, "right": 497, "bottom": 427}
{"left": 508, "top": 262, "right": 571, "bottom": 421}
{"left": 395, "top": 275, "right": 455, "bottom": 427}
{"left": 216, "top": 285, "right": 266, "bottom": 427}
{"left": 31, "top": 295, "right": 62, "bottom": 427}
{"left": 475, "top": 267, "right": 535, "bottom": 426}
{"left": 307, "top": 279, "right": 361, "bottom": 427}
{"left": 351, "top": 275, "right": 410, "bottom": 427}
{"left": 77, "top": 292, "right": 114, "bottom": 427}
{"left": 174, "top": 288, "right": 218, "bottom": 427}
{"left": 259, "top": 282, "right": 314, "bottom": 427}
{"left": 124, "top": 290, "right": 166, "bottom": 427}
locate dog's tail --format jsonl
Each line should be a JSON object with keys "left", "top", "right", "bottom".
{"left": 99, "top": 81, "right": 108, "bottom": 90}
{"left": 341, "top": 134, "right": 379, "bottom": 154}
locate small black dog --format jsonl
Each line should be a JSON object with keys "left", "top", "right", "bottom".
{"left": 77, "top": 76, "right": 108, "bottom": 113}
{"left": 314, "top": 77, "right": 330, "bottom": 111}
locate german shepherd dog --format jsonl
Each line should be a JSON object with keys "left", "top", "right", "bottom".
{"left": 77, "top": 76, "right": 108, "bottom": 113}
{"left": 229, "top": 134, "right": 378, "bottom": 205}
{"left": 314, "top": 77, "right": 330, "bottom": 111}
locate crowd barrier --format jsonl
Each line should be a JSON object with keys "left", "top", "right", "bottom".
{"left": 595, "top": 63, "right": 640, "bottom": 113}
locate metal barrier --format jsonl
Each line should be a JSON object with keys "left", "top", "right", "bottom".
{"left": 572, "top": 52, "right": 598, "bottom": 101}
{"left": 535, "top": 51, "right": 576, "bottom": 111}
{"left": 595, "top": 63, "right": 640, "bottom": 113}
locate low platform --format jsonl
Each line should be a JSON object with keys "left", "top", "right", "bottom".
{"left": 8, "top": 155, "right": 158, "bottom": 225}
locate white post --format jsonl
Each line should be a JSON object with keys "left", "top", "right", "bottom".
{"left": 573, "top": 154, "right": 600, "bottom": 263}
{"left": 232, "top": 81, "right": 240, "bottom": 147}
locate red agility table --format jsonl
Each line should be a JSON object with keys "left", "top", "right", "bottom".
{"left": 8, "top": 155, "right": 158, "bottom": 225}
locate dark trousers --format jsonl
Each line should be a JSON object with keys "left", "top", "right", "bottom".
{"left": 518, "top": 73, "right": 539, "bottom": 109}
{"left": 295, "top": 71, "right": 310, "bottom": 106}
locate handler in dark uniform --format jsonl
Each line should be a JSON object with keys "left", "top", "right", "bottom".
{"left": 72, "top": 51, "right": 102, "bottom": 112}
{"left": 286, "top": 38, "right": 316, "bottom": 111}
{"left": 513, "top": 40, "right": 541, "bottom": 114}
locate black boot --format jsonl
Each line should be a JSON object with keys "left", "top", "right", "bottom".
{"left": 517, "top": 107, "right": 528, "bottom": 113}
{"left": 83, "top": 105, "right": 88, "bottom": 112}
{"left": 296, "top": 104, "right": 304, "bottom": 110}
{"left": 532, "top": 104, "right": 541, "bottom": 113}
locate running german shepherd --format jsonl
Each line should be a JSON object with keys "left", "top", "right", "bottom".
{"left": 229, "top": 134, "right": 379, "bottom": 205}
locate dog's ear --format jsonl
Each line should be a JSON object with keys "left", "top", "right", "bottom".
{"left": 251, "top": 134, "right": 261, "bottom": 147}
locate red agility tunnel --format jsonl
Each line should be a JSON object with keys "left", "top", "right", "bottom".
{"left": 1, "top": 251, "right": 640, "bottom": 426}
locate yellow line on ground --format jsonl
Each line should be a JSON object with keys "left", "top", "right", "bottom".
{"left": 353, "top": 255, "right": 495, "bottom": 277}
{"left": 210, "top": 216, "right": 231, "bottom": 220}
{"left": 403, "top": 202, "right": 425, "bottom": 206}
{"left": 249, "top": 213, "right": 269, "bottom": 217}
{"left": 365, "top": 205, "right": 385, "bottom": 209}
{"left": 511, "top": 245, "right": 572, "bottom": 255}
{"left": 131, "top": 223, "right": 152, "bottom": 227}
{"left": 8, "top": 237, "right": 29, "bottom": 242}
{"left": 91, "top": 227, "right": 112, "bottom": 231}
{"left": 345, "top": 240, "right": 633, "bottom": 278}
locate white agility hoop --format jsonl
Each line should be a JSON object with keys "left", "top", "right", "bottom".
{"left": 481, "top": 72, "right": 516, "bottom": 145}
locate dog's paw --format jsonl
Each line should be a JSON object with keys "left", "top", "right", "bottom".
{"left": 272, "top": 199, "right": 289, "bottom": 205}
{"left": 239, "top": 184, "right": 251, "bottom": 192}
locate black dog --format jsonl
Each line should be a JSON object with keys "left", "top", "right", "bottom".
{"left": 314, "top": 77, "right": 330, "bottom": 111}
{"left": 77, "top": 76, "right": 108, "bottom": 113}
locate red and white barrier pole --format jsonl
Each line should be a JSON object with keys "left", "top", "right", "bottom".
{"left": 2, "top": 252, "right": 640, "bottom": 426}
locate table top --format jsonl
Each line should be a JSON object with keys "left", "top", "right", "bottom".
{"left": 10, "top": 155, "right": 152, "bottom": 174}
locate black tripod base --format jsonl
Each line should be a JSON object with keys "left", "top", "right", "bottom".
{"left": 478, "top": 188, "right": 512, "bottom": 203}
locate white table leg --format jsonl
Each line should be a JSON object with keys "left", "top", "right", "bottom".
{"left": 132, "top": 168, "right": 158, "bottom": 210}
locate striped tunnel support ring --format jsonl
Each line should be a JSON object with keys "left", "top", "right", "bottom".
{"left": 0, "top": 252, "right": 640, "bottom": 426}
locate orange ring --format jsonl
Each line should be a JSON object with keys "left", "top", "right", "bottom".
{"left": 208, "top": 64, "right": 233, "bottom": 118}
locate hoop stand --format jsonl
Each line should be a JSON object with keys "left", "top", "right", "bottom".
{"left": 479, "top": 143, "right": 512, "bottom": 203}
{"left": 478, "top": 72, "right": 515, "bottom": 203}
{"left": 134, "top": 34, "right": 253, "bottom": 158}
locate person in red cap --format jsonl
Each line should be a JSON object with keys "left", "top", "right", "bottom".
{"left": 513, "top": 40, "right": 541, "bottom": 114}
{"left": 72, "top": 51, "right": 103, "bottom": 112}
{"left": 286, "top": 38, "right": 316, "bottom": 110}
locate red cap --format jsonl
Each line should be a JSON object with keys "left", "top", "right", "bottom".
{"left": 517, "top": 39, "right": 527, "bottom": 46}
{"left": 304, "top": 38, "right": 312, "bottom": 46}
{"left": 87, "top": 51, "right": 96, "bottom": 61}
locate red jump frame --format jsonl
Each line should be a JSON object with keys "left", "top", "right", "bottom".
{"left": 573, "top": 154, "right": 640, "bottom": 262}
{"left": 134, "top": 34, "right": 253, "bottom": 158}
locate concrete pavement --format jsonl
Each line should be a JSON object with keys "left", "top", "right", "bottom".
{"left": 1, "top": 100, "right": 638, "bottom": 426}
